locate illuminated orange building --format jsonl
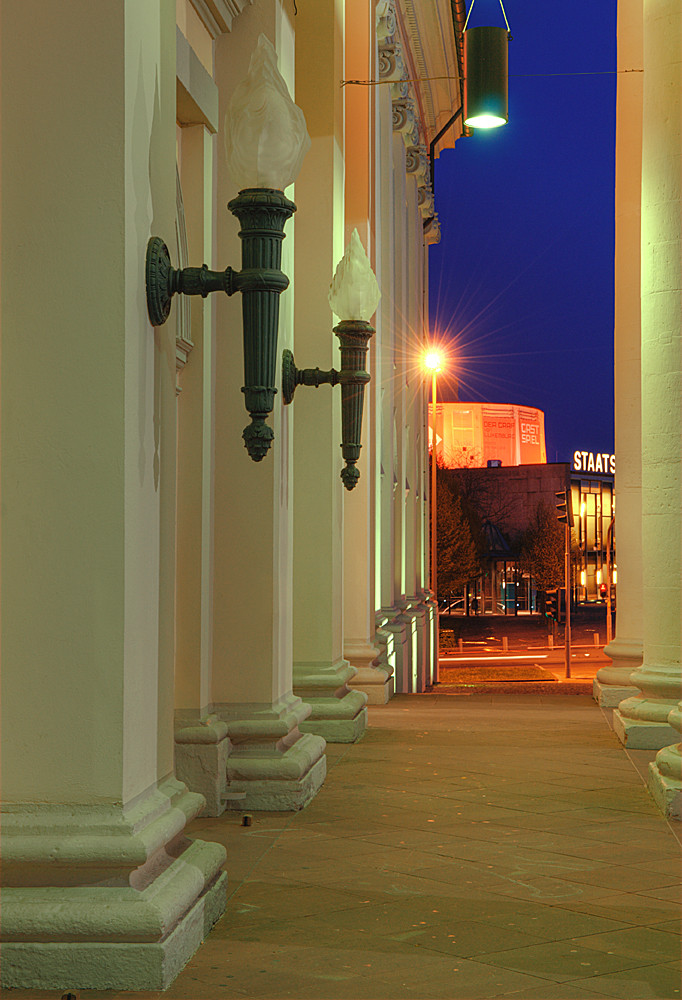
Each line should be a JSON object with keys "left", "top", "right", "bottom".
{"left": 429, "top": 401, "right": 547, "bottom": 468}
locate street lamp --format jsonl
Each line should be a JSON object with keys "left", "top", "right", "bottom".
{"left": 425, "top": 350, "right": 443, "bottom": 683}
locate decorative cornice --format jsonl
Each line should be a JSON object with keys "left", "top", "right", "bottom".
{"left": 378, "top": 2, "right": 436, "bottom": 218}
{"left": 399, "top": 0, "right": 435, "bottom": 131}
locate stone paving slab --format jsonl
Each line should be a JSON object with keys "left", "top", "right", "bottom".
{"left": 6, "top": 694, "right": 681, "bottom": 1000}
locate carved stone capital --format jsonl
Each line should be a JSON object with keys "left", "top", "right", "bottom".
{"left": 392, "top": 99, "right": 415, "bottom": 135}
{"left": 379, "top": 43, "right": 404, "bottom": 81}
{"left": 376, "top": 0, "right": 397, "bottom": 42}
{"left": 417, "top": 184, "right": 435, "bottom": 218}
{"left": 423, "top": 214, "right": 441, "bottom": 245}
{"left": 405, "top": 145, "right": 428, "bottom": 181}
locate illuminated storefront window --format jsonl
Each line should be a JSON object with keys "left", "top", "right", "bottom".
{"left": 571, "top": 476, "right": 615, "bottom": 603}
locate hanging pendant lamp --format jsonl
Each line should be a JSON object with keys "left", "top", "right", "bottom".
{"left": 462, "top": 0, "right": 511, "bottom": 129}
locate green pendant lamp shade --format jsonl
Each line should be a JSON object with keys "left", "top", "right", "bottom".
{"left": 464, "top": 26, "right": 508, "bottom": 128}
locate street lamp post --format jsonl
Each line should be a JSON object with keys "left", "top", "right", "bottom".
{"left": 425, "top": 351, "right": 442, "bottom": 683}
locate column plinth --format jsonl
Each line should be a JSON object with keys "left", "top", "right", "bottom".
{"left": 405, "top": 596, "right": 431, "bottom": 692}
{"left": 594, "top": 638, "right": 642, "bottom": 707}
{"left": 346, "top": 641, "right": 394, "bottom": 704}
{"left": 175, "top": 716, "right": 231, "bottom": 817}
{"left": 379, "top": 605, "right": 411, "bottom": 693}
{"left": 1, "top": 779, "right": 227, "bottom": 991}
{"left": 295, "top": 660, "right": 368, "bottom": 742}
{"left": 214, "top": 694, "right": 327, "bottom": 810}
{"left": 647, "top": 703, "right": 682, "bottom": 820}
{"left": 614, "top": 665, "right": 682, "bottom": 748}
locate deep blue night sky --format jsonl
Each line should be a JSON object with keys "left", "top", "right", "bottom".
{"left": 429, "top": 0, "right": 617, "bottom": 464}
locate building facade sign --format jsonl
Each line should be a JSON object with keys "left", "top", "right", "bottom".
{"left": 573, "top": 451, "right": 615, "bottom": 474}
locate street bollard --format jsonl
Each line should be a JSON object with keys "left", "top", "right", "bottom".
{"left": 548, "top": 634, "right": 553, "bottom": 649}
{"left": 593, "top": 632, "right": 600, "bottom": 647}
{"left": 502, "top": 636, "right": 508, "bottom": 652}
{"left": 458, "top": 638, "right": 463, "bottom": 652}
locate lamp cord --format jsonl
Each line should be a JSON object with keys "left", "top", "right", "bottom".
{"left": 463, "top": 0, "right": 511, "bottom": 35}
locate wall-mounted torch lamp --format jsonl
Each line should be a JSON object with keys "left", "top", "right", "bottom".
{"left": 145, "top": 35, "right": 310, "bottom": 461}
{"left": 281, "top": 230, "right": 381, "bottom": 491}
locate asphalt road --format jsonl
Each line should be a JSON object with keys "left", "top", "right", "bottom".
{"left": 437, "top": 607, "right": 611, "bottom": 689}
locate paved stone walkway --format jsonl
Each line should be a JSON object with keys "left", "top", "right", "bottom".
{"left": 17, "top": 695, "right": 682, "bottom": 1000}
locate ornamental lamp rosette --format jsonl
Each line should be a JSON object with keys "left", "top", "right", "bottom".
{"left": 282, "top": 230, "right": 380, "bottom": 491}
{"left": 145, "top": 34, "right": 310, "bottom": 461}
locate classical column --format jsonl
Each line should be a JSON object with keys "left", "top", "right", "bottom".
{"left": 387, "top": 130, "right": 415, "bottom": 694}
{"left": 284, "top": 0, "right": 368, "bottom": 743}
{"left": 209, "top": 14, "right": 327, "bottom": 806}
{"left": 0, "top": 3, "right": 226, "bottom": 990}
{"left": 403, "top": 160, "right": 435, "bottom": 692}
{"left": 344, "top": 0, "right": 394, "bottom": 705}
{"left": 594, "top": 0, "right": 644, "bottom": 707}
{"left": 375, "top": 76, "right": 407, "bottom": 685}
{"left": 614, "top": 0, "right": 682, "bottom": 749}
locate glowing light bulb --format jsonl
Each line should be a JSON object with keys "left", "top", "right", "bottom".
{"left": 464, "top": 114, "right": 507, "bottom": 129}
{"left": 424, "top": 352, "right": 443, "bottom": 373}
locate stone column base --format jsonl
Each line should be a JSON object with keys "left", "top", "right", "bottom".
{"left": 378, "top": 606, "right": 411, "bottom": 693}
{"left": 613, "top": 707, "right": 679, "bottom": 749}
{"left": 593, "top": 675, "right": 640, "bottom": 708}
{"left": 294, "top": 660, "right": 368, "bottom": 743}
{"left": 405, "top": 598, "right": 430, "bottom": 692}
{"left": 217, "top": 693, "right": 327, "bottom": 810}
{"left": 613, "top": 664, "right": 682, "bottom": 749}
{"left": 421, "top": 593, "right": 438, "bottom": 687}
{"left": 175, "top": 715, "right": 231, "bottom": 817}
{"left": 646, "top": 704, "right": 682, "bottom": 820}
{"left": 300, "top": 698, "right": 368, "bottom": 742}
{"left": 594, "top": 638, "right": 642, "bottom": 707}
{"left": 346, "top": 648, "right": 394, "bottom": 705}
{"left": 0, "top": 778, "right": 227, "bottom": 991}
{"left": 647, "top": 757, "right": 682, "bottom": 820}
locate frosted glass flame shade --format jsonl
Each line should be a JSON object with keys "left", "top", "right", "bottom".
{"left": 328, "top": 229, "right": 381, "bottom": 322}
{"left": 224, "top": 34, "right": 311, "bottom": 191}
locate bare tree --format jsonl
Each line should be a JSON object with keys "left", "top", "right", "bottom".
{"left": 519, "top": 500, "right": 564, "bottom": 591}
{"left": 447, "top": 464, "right": 519, "bottom": 526}
{"left": 434, "top": 466, "right": 480, "bottom": 593}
